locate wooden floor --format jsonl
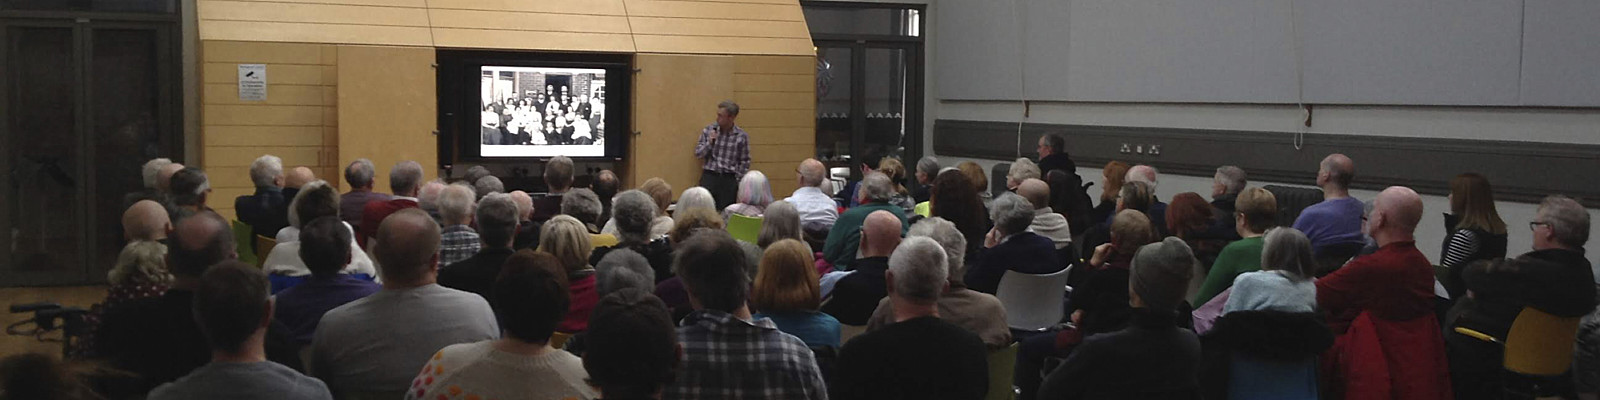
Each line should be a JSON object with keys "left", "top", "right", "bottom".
{"left": 0, "top": 285, "right": 107, "bottom": 357}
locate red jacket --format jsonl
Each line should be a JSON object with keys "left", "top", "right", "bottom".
{"left": 558, "top": 274, "right": 598, "bottom": 333}
{"left": 1323, "top": 312, "right": 1453, "bottom": 400}
{"left": 358, "top": 198, "right": 418, "bottom": 250}
{"left": 1317, "top": 241, "right": 1435, "bottom": 334}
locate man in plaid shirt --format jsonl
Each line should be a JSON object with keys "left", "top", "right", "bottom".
{"left": 694, "top": 101, "right": 752, "bottom": 210}
{"left": 436, "top": 183, "right": 480, "bottom": 267}
{"left": 665, "top": 231, "right": 827, "bottom": 400}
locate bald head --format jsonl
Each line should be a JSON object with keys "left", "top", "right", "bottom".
{"left": 373, "top": 208, "right": 442, "bottom": 285}
{"left": 123, "top": 200, "right": 171, "bottom": 242}
{"left": 1017, "top": 178, "right": 1050, "bottom": 211}
{"left": 509, "top": 190, "right": 534, "bottom": 221}
{"left": 157, "top": 162, "right": 185, "bottom": 192}
{"left": 1126, "top": 165, "right": 1159, "bottom": 190}
{"left": 1371, "top": 186, "right": 1423, "bottom": 245}
{"left": 1319, "top": 154, "right": 1355, "bottom": 190}
{"left": 284, "top": 166, "right": 316, "bottom": 190}
{"left": 860, "top": 210, "right": 903, "bottom": 258}
{"left": 798, "top": 158, "right": 827, "bottom": 188}
{"left": 168, "top": 212, "right": 236, "bottom": 278}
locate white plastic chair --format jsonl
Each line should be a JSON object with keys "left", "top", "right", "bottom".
{"left": 828, "top": 167, "right": 850, "bottom": 196}
{"left": 996, "top": 266, "right": 1073, "bottom": 332}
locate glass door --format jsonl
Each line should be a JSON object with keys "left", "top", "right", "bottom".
{"left": 805, "top": 2, "right": 924, "bottom": 179}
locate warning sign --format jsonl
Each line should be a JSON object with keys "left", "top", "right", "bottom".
{"left": 238, "top": 64, "right": 266, "bottom": 101}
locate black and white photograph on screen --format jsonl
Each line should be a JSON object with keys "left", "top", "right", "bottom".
{"left": 479, "top": 66, "right": 607, "bottom": 158}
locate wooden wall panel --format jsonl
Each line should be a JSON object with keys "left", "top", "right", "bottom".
{"left": 732, "top": 55, "right": 813, "bottom": 197}
{"left": 628, "top": 54, "right": 736, "bottom": 197}
{"left": 431, "top": 29, "right": 635, "bottom": 53}
{"left": 200, "top": 41, "right": 341, "bottom": 221}
{"left": 337, "top": 45, "right": 438, "bottom": 197}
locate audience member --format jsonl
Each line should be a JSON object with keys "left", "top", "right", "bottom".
{"left": 1082, "top": 180, "right": 1157, "bottom": 253}
{"left": 122, "top": 200, "right": 171, "bottom": 243}
{"left": 1091, "top": 161, "right": 1132, "bottom": 224}
{"left": 263, "top": 182, "right": 377, "bottom": 289}
{"left": 1038, "top": 237, "right": 1201, "bottom": 400}
{"left": 80, "top": 240, "right": 173, "bottom": 358}
{"left": 675, "top": 186, "right": 717, "bottom": 220}
{"left": 955, "top": 161, "right": 992, "bottom": 207}
{"left": 1168, "top": 192, "right": 1225, "bottom": 268}
{"left": 1007, "top": 157, "right": 1041, "bottom": 191}
{"left": 407, "top": 251, "right": 597, "bottom": 400}
{"left": 275, "top": 180, "right": 337, "bottom": 243}
{"left": 723, "top": 170, "right": 775, "bottom": 219}
{"left": 1438, "top": 173, "right": 1508, "bottom": 298}
{"left": 438, "top": 183, "right": 481, "bottom": 266}
{"left": 1123, "top": 165, "right": 1169, "bottom": 234}
{"left": 965, "top": 193, "right": 1062, "bottom": 294}
{"left": 438, "top": 193, "right": 521, "bottom": 300}
{"left": 1447, "top": 195, "right": 1594, "bottom": 399}
{"left": 0, "top": 352, "right": 108, "bottom": 400}
{"left": 1316, "top": 186, "right": 1451, "bottom": 400}
{"left": 1017, "top": 178, "right": 1072, "bottom": 249}
{"left": 358, "top": 160, "right": 424, "bottom": 249}
{"left": 156, "top": 161, "right": 186, "bottom": 193}
{"left": 1225, "top": 227, "right": 1317, "bottom": 314}
{"left": 273, "top": 217, "right": 379, "bottom": 345}
{"left": 638, "top": 177, "right": 677, "bottom": 237}
{"left": 594, "top": 169, "right": 619, "bottom": 226}
{"left": 1209, "top": 166, "right": 1247, "bottom": 240}
{"left": 417, "top": 179, "right": 447, "bottom": 226}
{"left": 786, "top": 158, "right": 841, "bottom": 233}
{"left": 1035, "top": 133, "right": 1077, "bottom": 176}
{"left": 1076, "top": 210, "right": 1159, "bottom": 335}
{"left": 122, "top": 158, "right": 174, "bottom": 212}
{"left": 170, "top": 167, "right": 212, "bottom": 219}
{"left": 590, "top": 190, "right": 675, "bottom": 283}
{"left": 832, "top": 237, "right": 988, "bottom": 400}
{"left": 875, "top": 157, "right": 917, "bottom": 211}
{"left": 1201, "top": 227, "right": 1328, "bottom": 400}
{"left": 561, "top": 188, "right": 604, "bottom": 232}
{"left": 532, "top": 156, "right": 575, "bottom": 222}
{"left": 822, "top": 172, "right": 909, "bottom": 270}
{"left": 656, "top": 208, "right": 726, "bottom": 317}
{"left": 312, "top": 209, "right": 498, "bottom": 397}
{"left": 1193, "top": 187, "right": 1277, "bottom": 305}
{"left": 752, "top": 239, "right": 841, "bottom": 348}
{"left": 596, "top": 249, "right": 656, "bottom": 296}
{"left": 543, "top": 215, "right": 598, "bottom": 333}
{"left": 339, "top": 159, "right": 390, "bottom": 231}
{"left": 509, "top": 190, "right": 541, "bottom": 250}
{"left": 283, "top": 166, "right": 315, "bottom": 200}
{"left": 1293, "top": 154, "right": 1366, "bottom": 255}
{"left": 931, "top": 169, "right": 989, "bottom": 264}
{"left": 473, "top": 175, "right": 504, "bottom": 200}
{"left": 758, "top": 200, "right": 803, "bottom": 249}
{"left": 821, "top": 210, "right": 902, "bottom": 325}
{"left": 148, "top": 262, "right": 332, "bottom": 400}
{"left": 236, "top": 155, "right": 290, "bottom": 241}
{"left": 912, "top": 156, "right": 939, "bottom": 204}
{"left": 584, "top": 289, "right": 680, "bottom": 400}
{"left": 462, "top": 166, "right": 491, "bottom": 187}
{"left": 664, "top": 232, "right": 827, "bottom": 400}
{"left": 865, "top": 217, "right": 1010, "bottom": 347}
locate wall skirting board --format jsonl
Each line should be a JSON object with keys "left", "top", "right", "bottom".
{"left": 932, "top": 119, "right": 1600, "bottom": 207}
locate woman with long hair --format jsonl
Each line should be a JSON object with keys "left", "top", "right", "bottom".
{"left": 931, "top": 169, "right": 990, "bottom": 264}
{"left": 1092, "top": 161, "right": 1132, "bottom": 224}
{"left": 750, "top": 239, "right": 841, "bottom": 348}
{"left": 1439, "top": 173, "right": 1508, "bottom": 298}
{"left": 876, "top": 157, "right": 916, "bottom": 211}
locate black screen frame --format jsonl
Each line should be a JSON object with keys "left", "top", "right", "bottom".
{"left": 437, "top": 49, "right": 632, "bottom": 166}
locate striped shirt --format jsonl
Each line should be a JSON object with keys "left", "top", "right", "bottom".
{"left": 440, "top": 224, "right": 481, "bottom": 267}
{"left": 1441, "top": 229, "right": 1481, "bottom": 269}
{"left": 666, "top": 309, "right": 827, "bottom": 400}
{"left": 693, "top": 123, "right": 751, "bottom": 175}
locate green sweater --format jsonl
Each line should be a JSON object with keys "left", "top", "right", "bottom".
{"left": 1194, "top": 236, "right": 1265, "bottom": 306}
{"left": 822, "top": 202, "right": 908, "bottom": 270}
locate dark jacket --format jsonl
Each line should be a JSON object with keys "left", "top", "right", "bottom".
{"left": 512, "top": 219, "right": 542, "bottom": 251}
{"left": 1206, "top": 193, "right": 1243, "bottom": 241}
{"left": 1038, "top": 309, "right": 1201, "bottom": 400}
{"left": 531, "top": 192, "right": 565, "bottom": 223}
{"left": 1037, "top": 153, "right": 1077, "bottom": 176}
{"left": 589, "top": 238, "right": 676, "bottom": 283}
{"left": 1069, "top": 254, "right": 1134, "bottom": 336}
{"left": 93, "top": 289, "right": 303, "bottom": 396}
{"left": 1449, "top": 248, "right": 1597, "bottom": 340}
{"left": 964, "top": 232, "right": 1063, "bottom": 295}
{"left": 1199, "top": 311, "right": 1333, "bottom": 400}
{"left": 1438, "top": 213, "right": 1508, "bottom": 298}
{"left": 235, "top": 186, "right": 289, "bottom": 240}
{"left": 438, "top": 247, "right": 518, "bottom": 300}
{"left": 821, "top": 256, "right": 889, "bottom": 325}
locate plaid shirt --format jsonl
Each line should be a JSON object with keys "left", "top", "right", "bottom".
{"left": 439, "top": 225, "right": 481, "bottom": 267}
{"left": 666, "top": 309, "right": 828, "bottom": 400}
{"left": 693, "top": 123, "right": 751, "bottom": 175}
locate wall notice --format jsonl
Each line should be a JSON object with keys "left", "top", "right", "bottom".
{"left": 238, "top": 64, "right": 267, "bottom": 101}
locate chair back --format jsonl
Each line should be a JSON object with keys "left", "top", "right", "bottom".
{"left": 990, "top": 163, "right": 1011, "bottom": 198}
{"left": 1228, "top": 354, "right": 1319, "bottom": 400}
{"left": 590, "top": 233, "right": 619, "bottom": 248}
{"left": 231, "top": 220, "right": 258, "bottom": 265}
{"left": 996, "top": 266, "right": 1073, "bottom": 331}
{"left": 253, "top": 235, "right": 277, "bottom": 269}
{"left": 1504, "top": 307, "right": 1582, "bottom": 376}
{"left": 728, "top": 214, "right": 762, "bottom": 245}
{"left": 985, "top": 343, "right": 1019, "bottom": 400}
{"left": 914, "top": 201, "right": 931, "bottom": 218}
{"left": 550, "top": 331, "right": 573, "bottom": 349}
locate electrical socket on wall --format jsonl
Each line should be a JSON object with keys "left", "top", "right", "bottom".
{"left": 1149, "top": 145, "right": 1161, "bottom": 156}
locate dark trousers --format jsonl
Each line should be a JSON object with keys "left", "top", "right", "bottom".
{"left": 699, "top": 170, "right": 739, "bottom": 210}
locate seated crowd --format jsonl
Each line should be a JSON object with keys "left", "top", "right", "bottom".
{"left": 9, "top": 134, "right": 1599, "bottom": 400}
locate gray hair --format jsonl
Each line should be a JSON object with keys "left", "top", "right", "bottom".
{"left": 758, "top": 200, "right": 802, "bottom": 248}
{"left": 142, "top": 158, "right": 173, "bottom": 189}
{"left": 249, "top": 155, "right": 284, "bottom": 187}
{"left": 476, "top": 192, "right": 520, "bottom": 248}
{"left": 1215, "top": 166, "right": 1247, "bottom": 195}
{"left": 858, "top": 172, "right": 896, "bottom": 203}
{"left": 287, "top": 180, "right": 336, "bottom": 228}
{"left": 418, "top": 179, "right": 447, "bottom": 210}
{"left": 718, "top": 100, "right": 740, "bottom": 117}
{"left": 344, "top": 159, "right": 377, "bottom": 189}
{"left": 675, "top": 187, "right": 717, "bottom": 219}
{"left": 798, "top": 159, "right": 827, "bottom": 187}
{"left": 390, "top": 160, "right": 424, "bottom": 195}
{"left": 1126, "top": 165, "right": 1159, "bottom": 190}
{"left": 463, "top": 165, "right": 491, "bottom": 185}
{"left": 1130, "top": 237, "right": 1197, "bottom": 311}
{"left": 1008, "top": 158, "right": 1041, "bottom": 184}
{"left": 544, "top": 156, "right": 575, "bottom": 190}
{"left": 1539, "top": 195, "right": 1591, "bottom": 249}
{"left": 1260, "top": 227, "right": 1315, "bottom": 281}
{"left": 438, "top": 183, "right": 476, "bottom": 225}
{"left": 989, "top": 192, "right": 1036, "bottom": 235}
{"left": 561, "top": 188, "right": 603, "bottom": 226}
{"left": 596, "top": 249, "right": 656, "bottom": 297}
{"left": 888, "top": 236, "right": 949, "bottom": 304}
{"left": 474, "top": 175, "right": 504, "bottom": 199}
{"left": 611, "top": 190, "right": 658, "bottom": 244}
{"left": 908, "top": 217, "right": 969, "bottom": 281}
{"left": 916, "top": 156, "right": 941, "bottom": 179}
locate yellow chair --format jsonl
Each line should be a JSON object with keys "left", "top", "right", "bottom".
{"left": 254, "top": 235, "right": 277, "bottom": 269}
{"left": 590, "top": 233, "right": 619, "bottom": 248}
{"left": 986, "top": 343, "right": 1019, "bottom": 400}
{"left": 550, "top": 332, "right": 573, "bottom": 349}
{"left": 1453, "top": 306, "right": 1582, "bottom": 398}
{"left": 728, "top": 214, "right": 762, "bottom": 245}
{"left": 231, "top": 220, "right": 258, "bottom": 266}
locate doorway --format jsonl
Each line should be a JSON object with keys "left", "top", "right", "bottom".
{"left": 804, "top": 2, "right": 925, "bottom": 177}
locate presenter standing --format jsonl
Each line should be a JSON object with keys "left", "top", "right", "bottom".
{"left": 694, "top": 101, "right": 751, "bottom": 209}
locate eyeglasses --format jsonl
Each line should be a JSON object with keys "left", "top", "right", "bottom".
{"left": 1529, "top": 221, "right": 1550, "bottom": 231}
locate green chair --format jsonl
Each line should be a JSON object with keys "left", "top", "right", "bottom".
{"left": 231, "top": 220, "right": 258, "bottom": 266}
{"left": 987, "top": 343, "right": 1019, "bottom": 400}
{"left": 728, "top": 214, "right": 762, "bottom": 245}
{"left": 914, "top": 201, "right": 931, "bottom": 217}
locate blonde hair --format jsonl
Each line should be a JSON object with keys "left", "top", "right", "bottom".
{"left": 877, "top": 157, "right": 909, "bottom": 195}
{"left": 1234, "top": 187, "right": 1279, "bottom": 233}
{"left": 1449, "top": 173, "right": 1507, "bottom": 235}
{"left": 539, "top": 215, "right": 593, "bottom": 274}
{"left": 640, "top": 178, "right": 673, "bottom": 215}
{"left": 1110, "top": 210, "right": 1157, "bottom": 256}
{"left": 750, "top": 239, "right": 820, "bottom": 313}
{"left": 669, "top": 208, "right": 725, "bottom": 247}
{"left": 956, "top": 161, "right": 988, "bottom": 194}
{"left": 108, "top": 241, "right": 172, "bottom": 286}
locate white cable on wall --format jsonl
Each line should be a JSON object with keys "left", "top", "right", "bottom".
{"left": 1289, "top": 0, "right": 1307, "bottom": 150}
{"left": 1012, "top": 0, "right": 1028, "bottom": 158}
